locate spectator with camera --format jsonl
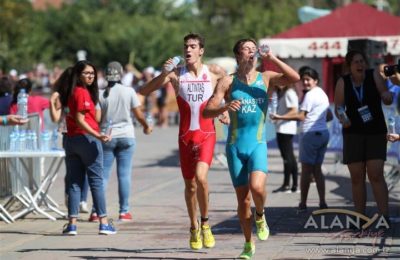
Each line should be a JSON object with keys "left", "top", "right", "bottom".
{"left": 380, "top": 60, "right": 400, "bottom": 142}
{"left": 334, "top": 50, "right": 393, "bottom": 224}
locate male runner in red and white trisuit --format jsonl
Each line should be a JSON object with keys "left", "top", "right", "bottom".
{"left": 139, "top": 33, "right": 226, "bottom": 250}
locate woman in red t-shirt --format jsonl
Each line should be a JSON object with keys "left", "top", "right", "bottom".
{"left": 60, "top": 60, "right": 116, "bottom": 235}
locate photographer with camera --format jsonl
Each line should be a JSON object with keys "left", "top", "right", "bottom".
{"left": 380, "top": 60, "right": 400, "bottom": 142}
{"left": 334, "top": 50, "right": 393, "bottom": 224}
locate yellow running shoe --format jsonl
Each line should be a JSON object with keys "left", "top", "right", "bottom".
{"left": 239, "top": 241, "right": 255, "bottom": 259}
{"left": 189, "top": 226, "right": 203, "bottom": 250}
{"left": 255, "top": 214, "right": 269, "bottom": 241}
{"left": 201, "top": 224, "right": 215, "bottom": 248}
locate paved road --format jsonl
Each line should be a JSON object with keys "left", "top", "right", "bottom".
{"left": 0, "top": 125, "right": 399, "bottom": 259}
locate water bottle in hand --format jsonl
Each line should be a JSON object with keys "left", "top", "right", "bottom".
{"left": 165, "top": 56, "right": 182, "bottom": 72}
{"left": 102, "top": 119, "right": 113, "bottom": 136}
{"left": 256, "top": 44, "right": 270, "bottom": 58}
{"left": 388, "top": 117, "right": 396, "bottom": 134}
{"left": 17, "top": 89, "right": 29, "bottom": 120}
{"left": 270, "top": 91, "right": 278, "bottom": 115}
{"left": 145, "top": 113, "right": 154, "bottom": 127}
{"left": 337, "top": 106, "right": 350, "bottom": 126}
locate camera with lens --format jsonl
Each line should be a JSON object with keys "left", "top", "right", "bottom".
{"left": 384, "top": 59, "right": 400, "bottom": 77}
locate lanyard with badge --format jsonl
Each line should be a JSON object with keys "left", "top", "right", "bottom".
{"left": 352, "top": 81, "right": 373, "bottom": 123}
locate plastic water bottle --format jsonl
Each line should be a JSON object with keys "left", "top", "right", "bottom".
{"left": 51, "top": 128, "right": 59, "bottom": 150}
{"left": 388, "top": 117, "right": 396, "bottom": 134}
{"left": 145, "top": 113, "right": 154, "bottom": 127}
{"left": 337, "top": 106, "right": 350, "bottom": 125}
{"left": 270, "top": 91, "right": 278, "bottom": 115}
{"left": 18, "top": 129, "right": 26, "bottom": 152}
{"left": 32, "top": 131, "right": 38, "bottom": 151}
{"left": 256, "top": 44, "right": 270, "bottom": 58}
{"left": 26, "top": 130, "right": 33, "bottom": 151}
{"left": 165, "top": 56, "right": 182, "bottom": 72}
{"left": 9, "top": 131, "right": 17, "bottom": 151}
{"left": 40, "top": 130, "right": 51, "bottom": 151}
{"left": 101, "top": 119, "right": 113, "bottom": 136}
{"left": 17, "top": 89, "right": 29, "bottom": 120}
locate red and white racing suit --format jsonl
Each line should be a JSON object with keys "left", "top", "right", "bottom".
{"left": 177, "top": 65, "right": 216, "bottom": 179}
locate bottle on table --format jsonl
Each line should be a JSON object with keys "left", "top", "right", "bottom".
{"left": 40, "top": 130, "right": 51, "bottom": 151}
{"left": 9, "top": 131, "right": 17, "bottom": 151}
{"left": 51, "top": 128, "right": 59, "bottom": 150}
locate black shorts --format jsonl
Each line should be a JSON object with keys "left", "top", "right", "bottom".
{"left": 342, "top": 134, "right": 387, "bottom": 164}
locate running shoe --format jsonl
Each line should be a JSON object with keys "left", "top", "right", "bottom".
{"left": 119, "top": 212, "right": 133, "bottom": 222}
{"left": 189, "top": 226, "right": 203, "bottom": 250}
{"left": 62, "top": 223, "right": 77, "bottom": 236}
{"left": 254, "top": 213, "right": 269, "bottom": 241}
{"left": 99, "top": 220, "right": 117, "bottom": 235}
{"left": 88, "top": 212, "right": 99, "bottom": 222}
{"left": 239, "top": 241, "right": 255, "bottom": 259}
{"left": 201, "top": 224, "right": 215, "bottom": 248}
{"left": 79, "top": 201, "right": 89, "bottom": 213}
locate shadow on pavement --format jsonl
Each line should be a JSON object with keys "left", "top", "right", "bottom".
{"left": 17, "top": 247, "right": 235, "bottom": 259}
{"left": 143, "top": 149, "right": 180, "bottom": 167}
{"left": 325, "top": 174, "right": 400, "bottom": 204}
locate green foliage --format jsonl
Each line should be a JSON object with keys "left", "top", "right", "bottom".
{"left": 1, "top": 0, "right": 398, "bottom": 73}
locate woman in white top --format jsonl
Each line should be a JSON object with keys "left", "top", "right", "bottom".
{"left": 95, "top": 61, "right": 152, "bottom": 222}
{"left": 272, "top": 85, "right": 299, "bottom": 193}
{"left": 272, "top": 67, "right": 332, "bottom": 211}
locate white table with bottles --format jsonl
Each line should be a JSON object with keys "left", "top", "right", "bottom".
{"left": 0, "top": 149, "right": 66, "bottom": 221}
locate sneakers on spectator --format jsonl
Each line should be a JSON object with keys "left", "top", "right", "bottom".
{"left": 319, "top": 202, "right": 328, "bottom": 209}
{"left": 239, "top": 241, "right": 255, "bottom": 259}
{"left": 119, "top": 212, "right": 133, "bottom": 222}
{"left": 62, "top": 223, "right": 77, "bottom": 236}
{"left": 99, "top": 220, "right": 117, "bottom": 235}
{"left": 291, "top": 186, "right": 300, "bottom": 193}
{"left": 272, "top": 186, "right": 290, "bottom": 193}
{"left": 88, "top": 212, "right": 99, "bottom": 222}
{"left": 79, "top": 201, "right": 89, "bottom": 213}
{"left": 297, "top": 203, "right": 307, "bottom": 213}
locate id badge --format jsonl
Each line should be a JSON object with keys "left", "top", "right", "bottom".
{"left": 357, "top": 105, "right": 373, "bottom": 123}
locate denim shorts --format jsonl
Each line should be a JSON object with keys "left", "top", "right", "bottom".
{"left": 299, "top": 130, "right": 329, "bottom": 165}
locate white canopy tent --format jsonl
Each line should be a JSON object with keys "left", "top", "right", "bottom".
{"left": 259, "top": 36, "right": 400, "bottom": 59}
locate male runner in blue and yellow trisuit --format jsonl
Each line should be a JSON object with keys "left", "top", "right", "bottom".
{"left": 203, "top": 38, "right": 299, "bottom": 259}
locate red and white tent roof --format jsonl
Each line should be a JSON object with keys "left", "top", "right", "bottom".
{"left": 259, "top": 3, "right": 400, "bottom": 58}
